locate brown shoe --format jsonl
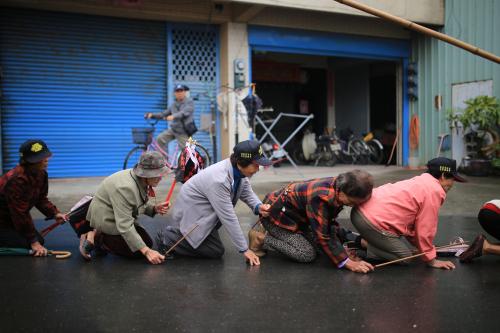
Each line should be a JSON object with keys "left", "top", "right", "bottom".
{"left": 248, "top": 229, "right": 266, "bottom": 257}
{"left": 459, "top": 234, "right": 485, "bottom": 263}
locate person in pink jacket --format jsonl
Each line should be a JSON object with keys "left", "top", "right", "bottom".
{"left": 351, "top": 157, "right": 466, "bottom": 270}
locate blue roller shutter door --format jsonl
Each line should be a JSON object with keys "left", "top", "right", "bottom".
{"left": 0, "top": 8, "right": 166, "bottom": 177}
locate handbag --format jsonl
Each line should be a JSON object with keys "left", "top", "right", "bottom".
{"left": 183, "top": 119, "right": 198, "bottom": 136}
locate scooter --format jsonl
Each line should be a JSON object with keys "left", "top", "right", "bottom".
{"left": 261, "top": 141, "right": 286, "bottom": 167}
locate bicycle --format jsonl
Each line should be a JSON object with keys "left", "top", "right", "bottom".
{"left": 123, "top": 118, "right": 211, "bottom": 170}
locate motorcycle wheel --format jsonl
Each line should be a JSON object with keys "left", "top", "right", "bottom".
{"left": 367, "top": 141, "right": 384, "bottom": 164}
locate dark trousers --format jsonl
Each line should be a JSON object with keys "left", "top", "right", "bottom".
{"left": 0, "top": 228, "right": 44, "bottom": 248}
{"left": 157, "top": 226, "right": 225, "bottom": 259}
{"left": 478, "top": 208, "right": 500, "bottom": 241}
{"left": 100, "top": 225, "right": 153, "bottom": 258}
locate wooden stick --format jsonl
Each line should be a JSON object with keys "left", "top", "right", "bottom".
{"left": 385, "top": 129, "right": 399, "bottom": 166}
{"left": 374, "top": 242, "right": 468, "bottom": 268}
{"left": 164, "top": 225, "right": 199, "bottom": 256}
{"left": 334, "top": 0, "right": 500, "bottom": 64}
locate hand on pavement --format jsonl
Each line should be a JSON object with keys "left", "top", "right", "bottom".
{"left": 344, "top": 259, "right": 374, "bottom": 273}
{"left": 427, "top": 259, "right": 455, "bottom": 270}
{"left": 244, "top": 249, "right": 261, "bottom": 266}
{"left": 31, "top": 241, "right": 48, "bottom": 257}
{"left": 144, "top": 248, "right": 165, "bottom": 265}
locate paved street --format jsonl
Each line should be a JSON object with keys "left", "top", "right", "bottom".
{"left": 2, "top": 165, "right": 499, "bottom": 332}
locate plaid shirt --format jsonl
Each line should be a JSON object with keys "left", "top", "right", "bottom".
{"left": 0, "top": 165, "right": 59, "bottom": 242}
{"left": 263, "top": 177, "right": 348, "bottom": 266}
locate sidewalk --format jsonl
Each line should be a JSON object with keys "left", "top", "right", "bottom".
{"left": 44, "top": 164, "right": 499, "bottom": 218}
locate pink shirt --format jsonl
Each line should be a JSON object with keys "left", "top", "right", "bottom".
{"left": 359, "top": 173, "right": 446, "bottom": 261}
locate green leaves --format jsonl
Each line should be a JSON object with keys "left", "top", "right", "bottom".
{"left": 460, "top": 95, "right": 500, "bottom": 131}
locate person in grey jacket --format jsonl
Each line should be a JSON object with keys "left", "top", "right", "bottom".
{"left": 145, "top": 84, "right": 194, "bottom": 150}
{"left": 156, "top": 140, "right": 272, "bottom": 266}
{"left": 81, "top": 151, "right": 171, "bottom": 264}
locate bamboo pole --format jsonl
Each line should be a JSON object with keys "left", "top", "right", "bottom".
{"left": 374, "top": 242, "right": 468, "bottom": 268}
{"left": 334, "top": 0, "right": 500, "bottom": 64}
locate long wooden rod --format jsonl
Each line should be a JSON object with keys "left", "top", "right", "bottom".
{"left": 334, "top": 0, "right": 500, "bottom": 64}
{"left": 375, "top": 241, "right": 468, "bottom": 268}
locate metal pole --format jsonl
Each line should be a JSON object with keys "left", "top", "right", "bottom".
{"left": 334, "top": 0, "right": 500, "bottom": 64}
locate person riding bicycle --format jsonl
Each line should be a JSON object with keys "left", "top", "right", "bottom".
{"left": 144, "top": 84, "right": 194, "bottom": 150}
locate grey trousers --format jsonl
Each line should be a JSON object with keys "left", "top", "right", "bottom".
{"left": 351, "top": 207, "right": 413, "bottom": 261}
{"left": 156, "top": 226, "right": 225, "bottom": 259}
{"left": 156, "top": 128, "right": 188, "bottom": 151}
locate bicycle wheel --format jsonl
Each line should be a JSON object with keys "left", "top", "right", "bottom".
{"left": 123, "top": 146, "right": 146, "bottom": 170}
{"left": 195, "top": 143, "right": 211, "bottom": 168}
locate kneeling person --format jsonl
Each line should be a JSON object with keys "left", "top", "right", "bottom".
{"left": 250, "top": 170, "right": 375, "bottom": 274}
{"left": 156, "top": 140, "right": 272, "bottom": 266}
{"left": 0, "top": 140, "right": 65, "bottom": 256}
{"left": 83, "top": 151, "right": 170, "bottom": 264}
{"left": 351, "top": 157, "right": 466, "bottom": 269}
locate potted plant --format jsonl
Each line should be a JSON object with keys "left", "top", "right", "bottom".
{"left": 447, "top": 95, "right": 500, "bottom": 176}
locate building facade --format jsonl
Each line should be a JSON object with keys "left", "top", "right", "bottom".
{"left": 1, "top": 0, "right": 495, "bottom": 177}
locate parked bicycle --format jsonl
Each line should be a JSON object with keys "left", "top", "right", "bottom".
{"left": 294, "top": 127, "right": 383, "bottom": 165}
{"left": 123, "top": 119, "right": 211, "bottom": 170}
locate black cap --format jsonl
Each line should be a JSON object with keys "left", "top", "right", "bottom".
{"left": 426, "top": 157, "right": 466, "bottom": 182}
{"left": 174, "top": 84, "right": 185, "bottom": 91}
{"left": 233, "top": 140, "right": 272, "bottom": 166}
{"left": 19, "top": 139, "right": 52, "bottom": 163}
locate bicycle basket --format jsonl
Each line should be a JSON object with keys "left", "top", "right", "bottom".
{"left": 131, "top": 127, "right": 154, "bottom": 145}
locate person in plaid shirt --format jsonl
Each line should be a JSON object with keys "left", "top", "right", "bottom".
{"left": 0, "top": 140, "right": 65, "bottom": 257}
{"left": 249, "top": 170, "right": 374, "bottom": 273}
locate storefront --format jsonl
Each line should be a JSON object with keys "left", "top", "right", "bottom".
{"left": 0, "top": 8, "right": 219, "bottom": 177}
{"left": 248, "top": 26, "right": 411, "bottom": 165}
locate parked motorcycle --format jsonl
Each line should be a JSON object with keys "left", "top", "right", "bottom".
{"left": 261, "top": 141, "right": 286, "bottom": 167}
{"left": 363, "top": 132, "right": 384, "bottom": 164}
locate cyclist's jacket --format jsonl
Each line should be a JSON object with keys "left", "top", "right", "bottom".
{"left": 152, "top": 97, "right": 194, "bottom": 135}
{"left": 0, "top": 165, "right": 59, "bottom": 243}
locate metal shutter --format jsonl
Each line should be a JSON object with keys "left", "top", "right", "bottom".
{"left": 1, "top": 8, "right": 166, "bottom": 177}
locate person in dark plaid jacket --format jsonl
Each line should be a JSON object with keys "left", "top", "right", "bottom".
{"left": 249, "top": 170, "right": 375, "bottom": 274}
{"left": 0, "top": 140, "right": 65, "bottom": 257}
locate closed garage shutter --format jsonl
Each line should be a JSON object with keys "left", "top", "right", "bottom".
{"left": 0, "top": 8, "right": 166, "bottom": 177}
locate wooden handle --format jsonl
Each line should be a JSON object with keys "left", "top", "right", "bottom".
{"left": 386, "top": 129, "right": 399, "bottom": 166}
{"left": 164, "top": 225, "right": 199, "bottom": 256}
{"left": 48, "top": 250, "right": 72, "bottom": 259}
{"left": 374, "top": 242, "right": 468, "bottom": 268}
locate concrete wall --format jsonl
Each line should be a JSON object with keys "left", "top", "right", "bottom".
{"left": 231, "top": 0, "right": 444, "bottom": 25}
{"left": 334, "top": 64, "right": 370, "bottom": 136}
{"left": 219, "top": 22, "right": 252, "bottom": 157}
